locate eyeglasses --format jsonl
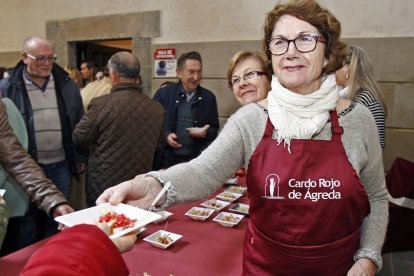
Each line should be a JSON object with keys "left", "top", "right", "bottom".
{"left": 268, "top": 34, "right": 326, "bottom": 56}
{"left": 25, "top": 53, "right": 57, "bottom": 63}
{"left": 229, "top": 71, "right": 267, "bottom": 89}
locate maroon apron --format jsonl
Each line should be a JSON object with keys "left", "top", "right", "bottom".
{"left": 243, "top": 111, "right": 370, "bottom": 276}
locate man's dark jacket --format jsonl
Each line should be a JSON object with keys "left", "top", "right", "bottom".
{"left": 0, "top": 60, "right": 87, "bottom": 174}
{"left": 153, "top": 81, "right": 219, "bottom": 168}
{"left": 73, "top": 83, "right": 165, "bottom": 205}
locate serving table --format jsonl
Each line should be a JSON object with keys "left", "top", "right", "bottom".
{"left": 0, "top": 177, "right": 248, "bottom": 276}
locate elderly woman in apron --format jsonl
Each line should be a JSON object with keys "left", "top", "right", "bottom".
{"left": 97, "top": 1, "right": 388, "bottom": 275}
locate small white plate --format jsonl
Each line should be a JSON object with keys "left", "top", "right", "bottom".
{"left": 225, "top": 185, "right": 247, "bottom": 195}
{"left": 213, "top": 211, "right": 244, "bottom": 227}
{"left": 200, "top": 199, "right": 230, "bottom": 211}
{"left": 185, "top": 207, "right": 214, "bottom": 221}
{"left": 55, "top": 203, "right": 162, "bottom": 239}
{"left": 229, "top": 203, "right": 250, "bottom": 215}
{"left": 144, "top": 230, "right": 182, "bottom": 249}
{"left": 216, "top": 191, "right": 243, "bottom": 202}
{"left": 154, "top": 210, "right": 173, "bottom": 223}
{"left": 225, "top": 176, "right": 239, "bottom": 185}
{"left": 186, "top": 127, "right": 208, "bottom": 134}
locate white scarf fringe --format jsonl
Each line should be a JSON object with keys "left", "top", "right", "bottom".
{"left": 338, "top": 86, "right": 350, "bottom": 98}
{"left": 267, "top": 74, "right": 339, "bottom": 152}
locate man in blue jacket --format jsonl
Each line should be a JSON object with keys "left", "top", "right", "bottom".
{"left": 153, "top": 51, "right": 219, "bottom": 169}
{"left": 0, "top": 36, "right": 86, "bottom": 240}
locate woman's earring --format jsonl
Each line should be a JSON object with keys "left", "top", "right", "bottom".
{"left": 345, "top": 73, "right": 349, "bottom": 80}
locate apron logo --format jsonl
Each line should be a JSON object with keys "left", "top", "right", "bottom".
{"left": 262, "top": 174, "right": 284, "bottom": 200}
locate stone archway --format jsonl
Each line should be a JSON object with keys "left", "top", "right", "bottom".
{"left": 46, "top": 11, "right": 160, "bottom": 96}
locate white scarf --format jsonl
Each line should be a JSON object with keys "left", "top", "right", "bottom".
{"left": 338, "top": 86, "right": 350, "bottom": 98}
{"left": 267, "top": 74, "right": 339, "bottom": 151}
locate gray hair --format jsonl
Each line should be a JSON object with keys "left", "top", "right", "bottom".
{"left": 108, "top": 51, "right": 140, "bottom": 80}
{"left": 177, "top": 51, "right": 202, "bottom": 70}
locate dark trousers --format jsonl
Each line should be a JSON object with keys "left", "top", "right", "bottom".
{"left": 39, "top": 161, "right": 71, "bottom": 237}
{"left": 0, "top": 202, "right": 42, "bottom": 257}
{"left": 0, "top": 161, "right": 71, "bottom": 256}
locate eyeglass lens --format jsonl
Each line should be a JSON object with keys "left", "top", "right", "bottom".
{"left": 268, "top": 35, "right": 319, "bottom": 55}
{"left": 27, "top": 53, "right": 56, "bottom": 63}
{"left": 231, "top": 71, "right": 261, "bottom": 88}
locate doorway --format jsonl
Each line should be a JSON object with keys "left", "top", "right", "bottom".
{"left": 76, "top": 38, "right": 132, "bottom": 69}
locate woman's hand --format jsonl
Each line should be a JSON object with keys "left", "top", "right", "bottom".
{"left": 96, "top": 222, "right": 137, "bottom": 253}
{"left": 347, "top": 258, "right": 376, "bottom": 276}
{"left": 96, "top": 174, "right": 164, "bottom": 209}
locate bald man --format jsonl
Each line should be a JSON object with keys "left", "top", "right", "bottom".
{"left": 0, "top": 36, "right": 86, "bottom": 245}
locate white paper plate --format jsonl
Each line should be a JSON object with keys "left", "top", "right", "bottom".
{"left": 225, "top": 185, "right": 247, "bottom": 195}
{"left": 200, "top": 199, "right": 230, "bottom": 211}
{"left": 185, "top": 207, "right": 214, "bottom": 221}
{"left": 144, "top": 230, "right": 183, "bottom": 249}
{"left": 229, "top": 203, "right": 250, "bottom": 215}
{"left": 55, "top": 203, "right": 162, "bottom": 239}
{"left": 186, "top": 127, "right": 208, "bottom": 134}
{"left": 216, "top": 191, "right": 243, "bottom": 202}
{"left": 153, "top": 210, "right": 173, "bottom": 223}
{"left": 225, "top": 176, "right": 239, "bottom": 185}
{"left": 213, "top": 211, "right": 244, "bottom": 227}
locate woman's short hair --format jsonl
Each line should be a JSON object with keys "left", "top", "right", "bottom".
{"left": 262, "top": 0, "right": 347, "bottom": 75}
{"left": 226, "top": 51, "right": 271, "bottom": 86}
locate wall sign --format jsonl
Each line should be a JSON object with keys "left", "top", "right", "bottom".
{"left": 154, "top": 48, "right": 177, "bottom": 77}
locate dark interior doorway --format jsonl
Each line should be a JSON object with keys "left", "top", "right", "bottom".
{"left": 76, "top": 38, "right": 132, "bottom": 69}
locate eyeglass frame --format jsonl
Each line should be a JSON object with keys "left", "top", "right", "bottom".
{"left": 267, "top": 33, "right": 326, "bottom": 56}
{"left": 25, "top": 52, "right": 57, "bottom": 63}
{"left": 228, "top": 70, "right": 267, "bottom": 89}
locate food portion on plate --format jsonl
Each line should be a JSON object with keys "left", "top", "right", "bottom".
{"left": 225, "top": 185, "right": 247, "bottom": 195}
{"left": 55, "top": 203, "right": 162, "bottom": 239}
{"left": 216, "top": 191, "right": 243, "bottom": 202}
{"left": 144, "top": 230, "right": 183, "bottom": 249}
{"left": 98, "top": 211, "right": 137, "bottom": 235}
{"left": 200, "top": 199, "right": 230, "bottom": 211}
{"left": 213, "top": 211, "right": 244, "bottom": 227}
{"left": 229, "top": 203, "right": 250, "bottom": 215}
{"left": 185, "top": 207, "right": 214, "bottom": 221}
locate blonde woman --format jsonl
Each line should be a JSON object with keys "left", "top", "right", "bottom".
{"left": 227, "top": 51, "right": 271, "bottom": 106}
{"left": 336, "top": 45, "right": 387, "bottom": 149}
{"left": 65, "top": 65, "right": 84, "bottom": 88}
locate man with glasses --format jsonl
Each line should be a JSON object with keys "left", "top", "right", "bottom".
{"left": 153, "top": 51, "right": 219, "bottom": 169}
{"left": 0, "top": 36, "right": 86, "bottom": 241}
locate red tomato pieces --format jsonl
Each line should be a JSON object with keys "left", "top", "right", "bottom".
{"left": 98, "top": 211, "right": 137, "bottom": 234}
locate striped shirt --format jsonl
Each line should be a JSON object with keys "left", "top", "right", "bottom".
{"left": 24, "top": 73, "right": 65, "bottom": 164}
{"left": 354, "top": 90, "right": 386, "bottom": 149}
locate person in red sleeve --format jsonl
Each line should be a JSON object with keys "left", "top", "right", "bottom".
{"left": 20, "top": 224, "right": 136, "bottom": 276}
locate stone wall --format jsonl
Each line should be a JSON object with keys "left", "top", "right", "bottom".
{"left": 0, "top": 10, "right": 412, "bottom": 171}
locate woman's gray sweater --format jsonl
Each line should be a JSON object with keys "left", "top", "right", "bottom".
{"left": 159, "top": 101, "right": 388, "bottom": 264}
